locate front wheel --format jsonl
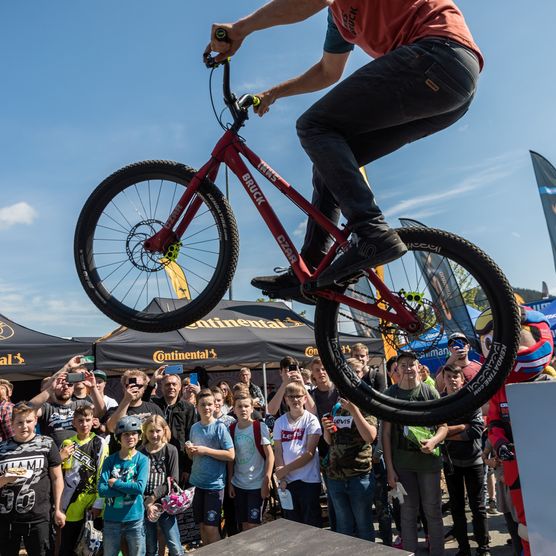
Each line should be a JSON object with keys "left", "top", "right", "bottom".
{"left": 74, "top": 160, "right": 239, "bottom": 332}
{"left": 314, "top": 227, "right": 521, "bottom": 425}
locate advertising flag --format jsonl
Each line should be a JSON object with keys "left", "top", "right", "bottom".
{"left": 530, "top": 151, "right": 556, "bottom": 272}
{"left": 399, "top": 218, "right": 479, "bottom": 350}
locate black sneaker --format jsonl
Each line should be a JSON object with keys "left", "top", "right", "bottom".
{"left": 454, "top": 550, "right": 472, "bottom": 556}
{"left": 317, "top": 230, "right": 407, "bottom": 287}
{"left": 444, "top": 529, "right": 456, "bottom": 543}
{"left": 251, "top": 267, "right": 316, "bottom": 306}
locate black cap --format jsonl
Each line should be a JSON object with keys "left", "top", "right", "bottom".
{"left": 448, "top": 332, "right": 468, "bottom": 345}
{"left": 396, "top": 349, "right": 419, "bottom": 361}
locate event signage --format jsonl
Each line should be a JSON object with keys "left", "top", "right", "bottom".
{"left": 153, "top": 348, "right": 218, "bottom": 363}
{"left": 184, "top": 316, "right": 305, "bottom": 330}
{"left": 0, "top": 353, "right": 25, "bottom": 366}
{"left": 0, "top": 322, "right": 15, "bottom": 341}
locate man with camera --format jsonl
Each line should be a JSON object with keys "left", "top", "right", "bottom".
{"left": 29, "top": 355, "right": 106, "bottom": 447}
{"left": 105, "top": 369, "right": 164, "bottom": 453}
{"left": 267, "top": 356, "right": 316, "bottom": 417}
{"left": 435, "top": 332, "right": 480, "bottom": 393}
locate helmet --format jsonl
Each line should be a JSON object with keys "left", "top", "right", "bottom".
{"left": 115, "top": 415, "right": 142, "bottom": 436}
{"left": 475, "top": 306, "right": 554, "bottom": 383}
{"left": 161, "top": 482, "right": 195, "bottom": 515}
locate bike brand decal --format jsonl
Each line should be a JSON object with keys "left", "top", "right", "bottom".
{"left": 153, "top": 348, "right": 217, "bottom": 363}
{"left": 406, "top": 243, "right": 442, "bottom": 253}
{"left": 277, "top": 235, "right": 298, "bottom": 264}
{"left": 256, "top": 162, "right": 278, "bottom": 182}
{"left": 166, "top": 203, "right": 184, "bottom": 228}
{"left": 0, "top": 353, "right": 25, "bottom": 366}
{"left": 467, "top": 342, "right": 506, "bottom": 396}
{"left": 241, "top": 173, "right": 266, "bottom": 206}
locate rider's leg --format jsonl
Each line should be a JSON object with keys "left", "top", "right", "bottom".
{"left": 252, "top": 39, "right": 480, "bottom": 291}
{"left": 298, "top": 39, "right": 480, "bottom": 283}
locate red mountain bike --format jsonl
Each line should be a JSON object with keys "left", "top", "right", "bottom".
{"left": 75, "top": 55, "right": 520, "bottom": 424}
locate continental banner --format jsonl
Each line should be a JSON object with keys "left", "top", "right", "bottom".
{"left": 399, "top": 218, "right": 479, "bottom": 350}
{"left": 0, "top": 316, "right": 91, "bottom": 379}
{"left": 530, "top": 151, "right": 556, "bottom": 272}
{"left": 95, "top": 299, "right": 384, "bottom": 369}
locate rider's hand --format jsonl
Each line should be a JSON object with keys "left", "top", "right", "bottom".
{"left": 254, "top": 90, "right": 277, "bottom": 117}
{"left": 205, "top": 22, "right": 246, "bottom": 64}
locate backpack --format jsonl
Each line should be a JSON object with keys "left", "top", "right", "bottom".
{"left": 229, "top": 420, "right": 267, "bottom": 460}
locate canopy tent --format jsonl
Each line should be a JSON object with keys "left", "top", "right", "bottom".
{"left": 95, "top": 298, "right": 384, "bottom": 370}
{"left": 0, "top": 314, "right": 92, "bottom": 380}
{"left": 408, "top": 306, "right": 482, "bottom": 374}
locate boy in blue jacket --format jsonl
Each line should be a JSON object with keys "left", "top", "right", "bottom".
{"left": 98, "top": 415, "right": 149, "bottom": 556}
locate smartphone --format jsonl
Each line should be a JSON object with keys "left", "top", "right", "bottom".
{"left": 66, "top": 372, "right": 86, "bottom": 384}
{"left": 451, "top": 339, "right": 465, "bottom": 350}
{"left": 165, "top": 364, "right": 183, "bottom": 375}
{"left": 80, "top": 355, "right": 95, "bottom": 364}
{"left": 288, "top": 364, "right": 298, "bottom": 372}
{"left": 128, "top": 377, "right": 137, "bottom": 385}
{"left": 189, "top": 372, "right": 198, "bottom": 386}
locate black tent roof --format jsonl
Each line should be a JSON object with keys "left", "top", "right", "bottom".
{"left": 95, "top": 299, "right": 383, "bottom": 370}
{"left": 0, "top": 314, "right": 92, "bottom": 380}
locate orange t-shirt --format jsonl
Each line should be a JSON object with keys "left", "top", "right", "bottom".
{"left": 329, "top": 0, "right": 483, "bottom": 69}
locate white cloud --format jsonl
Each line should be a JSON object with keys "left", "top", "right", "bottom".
{"left": 512, "top": 231, "right": 521, "bottom": 238}
{"left": 0, "top": 279, "right": 112, "bottom": 337}
{"left": 293, "top": 220, "right": 307, "bottom": 238}
{"left": 0, "top": 202, "right": 37, "bottom": 230}
{"left": 384, "top": 155, "right": 521, "bottom": 219}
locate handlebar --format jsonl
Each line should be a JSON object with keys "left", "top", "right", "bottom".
{"left": 203, "top": 27, "right": 260, "bottom": 131}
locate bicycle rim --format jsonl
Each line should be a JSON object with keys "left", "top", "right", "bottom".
{"left": 75, "top": 161, "right": 239, "bottom": 331}
{"left": 314, "top": 227, "right": 521, "bottom": 425}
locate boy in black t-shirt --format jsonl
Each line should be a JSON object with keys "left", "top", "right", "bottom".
{"left": 0, "top": 402, "right": 65, "bottom": 556}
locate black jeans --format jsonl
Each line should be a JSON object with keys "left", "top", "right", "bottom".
{"left": 59, "top": 519, "right": 84, "bottom": 556}
{"left": 297, "top": 38, "right": 480, "bottom": 267}
{"left": 283, "top": 480, "right": 322, "bottom": 528}
{"left": 445, "top": 463, "right": 489, "bottom": 551}
{"left": 0, "top": 520, "right": 51, "bottom": 556}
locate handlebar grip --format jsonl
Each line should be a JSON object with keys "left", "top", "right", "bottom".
{"left": 252, "top": 96, "right": 261, "bottom": 108}
{"left": 215, "top": 27, "right": 230, "bottom": 43}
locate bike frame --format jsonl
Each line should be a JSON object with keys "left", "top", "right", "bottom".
{"left": 144, "top": 79, "right": 420, "bottom": 331}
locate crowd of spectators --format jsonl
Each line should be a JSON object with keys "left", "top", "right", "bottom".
{"left": 0, "top": 336, "right": 547, "bottom": 555}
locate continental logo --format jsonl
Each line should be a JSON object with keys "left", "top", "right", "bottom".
{"left": 153, "top": 349, "right": 217, "bottom": 363}
{"left": 185, "top": 316, "right": 305, "bottom": 331}
{"left": 305, "top": 344, "right": 353, "bottom": 358}
{"left": 0, "top": 322, "right": 15, "bottom": 341}
{"left": 0, "top": 353, "right": 25, "bottom": 366}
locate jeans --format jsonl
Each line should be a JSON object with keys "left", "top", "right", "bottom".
{"left": 397, "top": 468, "right": 444, "bottom": 556}
{"left": 103, "top": 519, "right": 146, "bottom": 556}
{"left": 145, "top": 513, "right": 184, "bottom": 556}
{"left": 296, "top": 38, "right": 480, "bottom": 267}
{"left": 0, "top": 520, "right": 50, "bottom": 556}
{"left": 327, "top": 472, "right": 376, "bottom": 542}
{"left": 445, "top": 463, "right": 489, "bottom": 551}
{"left": 372, "top": 458, "right": 393, "bottom": 545}
{"left": 283, "top": 480, "right": 322, "bottom": 528}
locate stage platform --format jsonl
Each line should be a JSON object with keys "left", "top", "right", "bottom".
{"left": 196, "top": 518, "right": 413, "bottom": 555}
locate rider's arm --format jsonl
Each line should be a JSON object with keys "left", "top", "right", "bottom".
{"left": 237, "top": 0, "right": 331, "bottom": 34}
{"left": 210, "top": 1, "right": 332, "bottom": 62}
{"left": 256, "top": 51, "right": 350, "bottom": 115}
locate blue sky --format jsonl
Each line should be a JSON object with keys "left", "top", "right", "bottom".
{"left": 1, "top": 1, "right": 555, "bottom": 337}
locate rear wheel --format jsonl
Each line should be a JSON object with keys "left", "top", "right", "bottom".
{"left": 74, "top": 160, "right": 239, "bottom": 332}
{"left": 314, "top": 226, "right": 521, "bottom": 425}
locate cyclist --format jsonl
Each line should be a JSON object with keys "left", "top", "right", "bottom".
{"left": 207, "top": 0, "right": 482, "bottom": 297}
